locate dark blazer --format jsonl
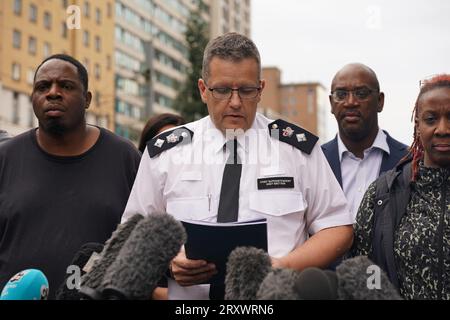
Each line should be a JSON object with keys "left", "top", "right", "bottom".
{"left": 321, "top": 131, "right": 409, "bottom": 188}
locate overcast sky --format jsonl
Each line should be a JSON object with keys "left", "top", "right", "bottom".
{"left": 251, "top": 0, "right": 450, "bottom": 145}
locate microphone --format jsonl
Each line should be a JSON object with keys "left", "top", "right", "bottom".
{"left": 79, "top": 213, "right": 144, "bottom": 299}
{"left": 293, "top": 267, "right": 338, "bottom": 300}
{"left": 257, "top": 256, "right": 402, "bottom": 300}
{"left": 0, "top": 269, "right": 49, "bottom": 300}
{"left": 336, "top": 255, "right": 402, "bottom": 300}
{"left": 225, "top": 246, "right": 272, "bottom": 300}
{"left": 101, "top": 213, "right": 186, "bottom": 300}
{"left": 256, "top": 268, "right": 301, "bottom": 300}
{"left": 55, "top": 242, "right": 104, "bottom": 300}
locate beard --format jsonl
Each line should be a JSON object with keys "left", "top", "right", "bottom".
{"left": 39, "top": 118, "right": 67, "bottom": 136}
{"left": 340, "top": 125, "right": 369, "bottom": 142}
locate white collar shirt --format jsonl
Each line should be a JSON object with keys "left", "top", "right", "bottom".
{"left": 337, "top": 129, "right": 390, "bottom": 222}
{"left": 123, "top": 113, "right": 352, "bottom": 299}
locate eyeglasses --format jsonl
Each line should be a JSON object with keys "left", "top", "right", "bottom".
{"left": 206, "top": 85, "right": 262, "bottom": 100}
{"left": 330, "top": 87, "right": 377, "bottom": 102}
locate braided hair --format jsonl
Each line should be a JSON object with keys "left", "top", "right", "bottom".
{"left": 402, "top": 74, "right": 450, "bottom": 180}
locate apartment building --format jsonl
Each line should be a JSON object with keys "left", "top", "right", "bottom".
{"left": 210, "top": 0, "right": 251, "bottom": 37}
{"left": 260, "top": 67, "right": 329, "bottom": 142}
{"left": 0, "top": 0, "right": 115, "bottom": 135}
{"left": 0, "top": 0, "right": 251, "bottom": 142}
{"left": 114, "top": 0, "right": 252, "bottom": 143}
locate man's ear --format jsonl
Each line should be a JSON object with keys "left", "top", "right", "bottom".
{"left": 329, "top": 95, "right": 336, "bottom": 115}
{"left": 256, "top": 79, "right": 266, "bottom": 103}
{"left": 377, "top": 92, "right": 385, "bottom": 113}
{"left": 260, "top": 79, "right": 266, "bottom": 92}
{"left": 198, "top": 79, "right": 208, "bottom": 103}
{"left": 85, "top": 91, "right": 92, "bottom": 109}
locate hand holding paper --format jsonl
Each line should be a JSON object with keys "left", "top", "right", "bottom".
{"left": 170, "top": 248, "right": 217, "bottom": 286}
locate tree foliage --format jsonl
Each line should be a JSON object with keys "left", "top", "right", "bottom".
{"left": 173, "top": 7, "right": 210, "bottom": 122}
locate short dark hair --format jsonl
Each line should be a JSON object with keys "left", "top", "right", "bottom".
{"left": 138, "top": 113, "right": 186, "bottom": 153}
{"left": 202, "top": 32, "right": 261, "bottom": 81}
{"left": 34, "top": 54, "right": 89, "bottom": 92}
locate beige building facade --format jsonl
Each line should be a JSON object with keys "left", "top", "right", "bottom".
{"left": 0, "top": 0, "right": 115, "bottom": 136}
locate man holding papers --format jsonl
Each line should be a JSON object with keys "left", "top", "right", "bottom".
{"left": 122, "top": 33, "right": 353, "bottom": 300}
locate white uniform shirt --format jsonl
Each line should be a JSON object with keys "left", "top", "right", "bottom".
{"left": 123, "top": 113, "right": 352, "bottom": 299}
{"left": 338, "top": 129, "right": 390, "bottom": 222}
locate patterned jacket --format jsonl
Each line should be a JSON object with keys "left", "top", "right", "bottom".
{"left": 352, "top": 161, "right": 450, "bottom": 300}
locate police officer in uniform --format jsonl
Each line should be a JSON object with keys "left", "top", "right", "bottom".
{"left": 122, "top": 32, "right": 353, "bottom": 300}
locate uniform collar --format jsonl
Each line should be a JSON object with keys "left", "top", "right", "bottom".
{"left": 337, "top": 128, "right": 390, "bottom": 162}
{"left": 205, "top": 116, "right": 255, "bottom": 154}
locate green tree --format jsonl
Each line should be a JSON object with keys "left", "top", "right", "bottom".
{"left": 173, "top": 6, "right": 209, "bottom": 122}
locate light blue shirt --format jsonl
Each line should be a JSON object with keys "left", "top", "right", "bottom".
{"left": 338, "top": 129, "right": 390, "bottom": 222}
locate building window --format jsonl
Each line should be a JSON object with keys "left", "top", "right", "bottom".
{"left": 234, "top": 18, "right": 240, "bottom": 31}
{"left": 61, "top": 21, "right": 68, "bottom": 38}
{"left": 83, "top": 30, "right": 89, "bottom": 47}
{"left": 27, "top": 68, "right": 35, "bottom": 85}
{"left": 235, "top": 0, "right": 240, "bottom": 12}
{"left": 28, "top": 36, "right": 37, "bottom": 55}
{"left": 13, "top": 29, "right": 21, "bottom": 49}
{"left": 107, "top": 2, "right": 112, "bottom": 18}
{"left": 95, "top": 8, "right": 101, "bottom": 24}
{"left": 94, "top": 63, "right": 101, "bottom": 80}
{"left": 29, "top": 4, "right": 37, "bottom": 23}
{"left": 106, "top": 55, "right": 111, "bottom": 70}
{"left": 307, "top": 88, "right": 315, "bottom": 114}
{"left": 43, "top": 42, "right": 51, "bottom": 58}
{"left": 44, "top": 12, "right": 52, "bottom": 29}
{"left": 95, "top": 92, "right": 101, "bottom": 106}
{"left": 12, "top": 63, "right": 21, "bottom": 81}
{"left": 13, "top": 92, "right": 20, "bottom": 125}
{"left": 83, "top": 1, "right": 90, "bottom": 18}
{"left": 61, "top": 0, "right": 68, "bottom": 9}
{"left": 14, "top": 0, "right": 22, "bottom": 15}
{"left": 95, "top": 36, "right": 101, "bottom": 52}
{"left": 83, "top": 58, "right": 90, "bottom": 72}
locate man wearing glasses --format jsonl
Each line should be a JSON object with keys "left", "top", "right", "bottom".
{"left": 123, "top": 33, "right": 353, "bottom": 300}
{"left": 322, "top": 63, "right": 408, "bottom": 222}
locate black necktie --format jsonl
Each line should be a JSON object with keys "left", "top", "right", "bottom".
{"left": 211, "top": 139, "right": 241, "bottom": 300}
{"left": 217, "top": 139, "right": 241, "bottom": 223}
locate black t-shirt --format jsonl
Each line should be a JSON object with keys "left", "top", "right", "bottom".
{"left": 0, "top": 128, "right": 141, "bottom": 299}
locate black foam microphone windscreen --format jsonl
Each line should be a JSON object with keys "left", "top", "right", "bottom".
{"left": 55, "top": 242, "right": 104, "bottom": 300}
{"left": 79, "top": 213, "right": 144, "bottom": 299}
{"left": 101, "top": 213, "right": 186, "bottom": 300}
{"left": 256, "top": 268, "right": 301, "bottom": 300}
{"left": 293, "top": 267, "right": 338, "bottom": 300}
{"left": 336, "top": 256, "right": 402, "bottom": 300}
{"left": 225, "top": 246, "right": 272, "bottom": 300}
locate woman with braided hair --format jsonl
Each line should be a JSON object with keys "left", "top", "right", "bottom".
{"left": 351, "top": 74, "right": 450, "bottom": 299}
